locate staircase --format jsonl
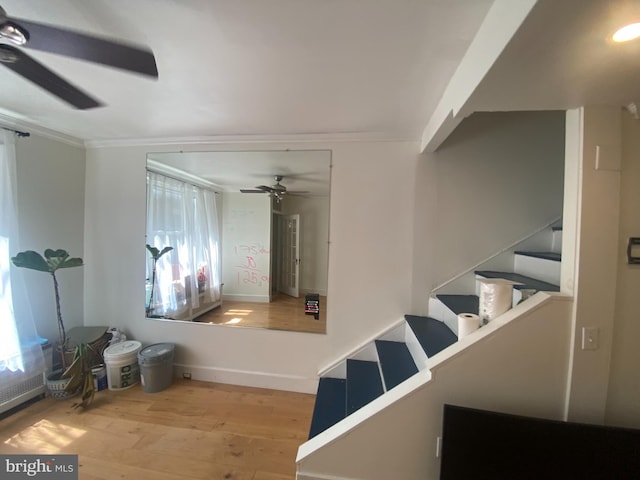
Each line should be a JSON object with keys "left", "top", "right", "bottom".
{"left": 307, "top": 224, "right": 562, "bottom": 440}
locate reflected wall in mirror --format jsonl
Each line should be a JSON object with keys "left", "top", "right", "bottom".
{"left": 145, "top": 150, "right": 331, "bottom": 334}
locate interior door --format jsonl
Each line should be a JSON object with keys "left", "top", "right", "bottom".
{"left": 280, "top": 213, "right": 300, "bottom": 298}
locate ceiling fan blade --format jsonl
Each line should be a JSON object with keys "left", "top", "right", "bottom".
{"left": 240, "top": 189, "right": 266, "bottom": 193}
{"left": 0, "top": 44, "right": 101, "bottom": 109}
{"left": 8, "top": 16, "right": 158, "bottom": 78}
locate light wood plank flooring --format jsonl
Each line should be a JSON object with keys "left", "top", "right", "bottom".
{"left": 194, "top": 294, "right": 327, "bottom": 334}
{"left": 0, "top": 379, "right": 315, "bottom": 479}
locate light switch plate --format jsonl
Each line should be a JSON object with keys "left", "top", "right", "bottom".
{"left": 582, "top": 327, "right": 598, "bottom": 350}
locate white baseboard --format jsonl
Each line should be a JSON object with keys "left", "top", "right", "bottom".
{"left": 173, "top": 363, "right": 318, "bottom": 394}
{"left": 297, "top": 472, "right": 356, "bottom": 480}
{"left": 222, "top": 294, "right": 270, "bottom": 303}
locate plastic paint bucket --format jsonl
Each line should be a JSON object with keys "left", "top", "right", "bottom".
{"left": 103, "top": 340, "right": 142, "bottom": 390}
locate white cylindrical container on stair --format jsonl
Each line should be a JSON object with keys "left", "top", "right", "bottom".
{"left": 478, "top": 279, "right": 516, "bottom": 322}
{"left": 457, "top": 313, "right": 481, "bottom": 338}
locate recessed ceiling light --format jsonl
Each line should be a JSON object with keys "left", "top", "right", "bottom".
{"left": 613, "top": 22, "right": 640, "bottom": 42}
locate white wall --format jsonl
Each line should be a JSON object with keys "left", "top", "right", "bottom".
{"left": 14, "top": 134, "right": 85, "bottom": 345}
{"left": 83, "top": 140, "right": 420, "bottom": 392}
{"left": 562, "top": 107, "right": 621, "bottom": 424}
{"left": 606, "top": 111, "right": 640, "bottom": 428}
{"left": 221, "top": 192, "right": 271, "bottom": 302}
{"left": 412, "top": 111, "right": 565, "bottom": 313}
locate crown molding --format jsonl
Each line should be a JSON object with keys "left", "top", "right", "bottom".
{"left": 0, "top": 113, "right": 84, "bottom": 148}
{"left": 84, "top": 131, "right": 418, "bottom": 149}
{"left": 0, "top": 114, "right": 419, "bottom": 149}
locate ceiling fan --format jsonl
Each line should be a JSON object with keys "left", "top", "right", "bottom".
{"left": 240, "top": 175, "right": 308, "bottom": 203}
{"left": 0, "top": 5, "right": 158, "bottom": 109}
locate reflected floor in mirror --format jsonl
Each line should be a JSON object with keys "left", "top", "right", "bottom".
{"left": 194, "top": 294, "right": 327, "bottom": 334}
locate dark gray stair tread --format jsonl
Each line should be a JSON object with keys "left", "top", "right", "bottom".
{"left": 475, "top": 270, "right": 559, "bottom": 292}
{"left": 375, "top": 340, "right": 418, "bottom": 391}
{"left": 346, "top": 359, "right": 384, "bottom": 415}
{"left": 405, "top": 315, "right": 458, "bottom": 357}
{"left": 309, "top": 377, "right": 347, "bottom": 439}
{"left": 436, "top": 294, "right": 479, "bottom": 315}
{"left": 514, "top": 251, "right": 561, "bottom": 262}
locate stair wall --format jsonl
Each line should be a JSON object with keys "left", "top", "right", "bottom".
{"left": 297, "top": 293, "right": 573, "bottom": 480}
{"left": 430, "top": 218, "right": 561, "bottom": 296}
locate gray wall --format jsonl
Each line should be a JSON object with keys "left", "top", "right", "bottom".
{"left": 15, "top": 134, "right": 85, "bottom": 345}
{"left": 412, "top": 110, "right": 566, "bottom": 313}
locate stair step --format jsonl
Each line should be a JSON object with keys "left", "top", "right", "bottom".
{"left": 514, "top": 251, "right": 561, "bottom": 262}
{"left": 346, "top": 359, "right": 384, "bottom": 415}
{"left": 375, "top": 340, "right": 419, "bottom": 391}
{"left": 436, "top": 294, "right": 479, "bottom": 315}
{"left": 552, "top": 226, "right": 563, "bottom": 231}
{"left": 405, "top": 315, "right": 458, "bottom": 357}
{"left": 475, "top": 271, "right": 560, "bottom": 292}
{"left": 308, "top": 377, "right": 347, "bottom": 439}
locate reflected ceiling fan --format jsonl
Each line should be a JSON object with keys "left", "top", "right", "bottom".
{"left": 0, "top": 5, "right": 158, "bottom": 109}
{"left": 240, "top": 175, "right": 308, "bottom": 203}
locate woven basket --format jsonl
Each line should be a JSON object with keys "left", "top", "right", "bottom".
{"left": 45, "top": 371, "right": 79, "bottom": 400}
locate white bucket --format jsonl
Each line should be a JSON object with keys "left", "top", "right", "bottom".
{"left": 103, "top": 340, "right": 142, "bottom": 390}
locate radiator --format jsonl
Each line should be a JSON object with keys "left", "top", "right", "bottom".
{"left": 0, "top": 372, "right": 45, "bottom": 415}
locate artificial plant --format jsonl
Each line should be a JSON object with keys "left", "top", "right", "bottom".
{"left": 11, "top": 248, "right": 83, "bottom": 353}
{"left": 62, "top": 342, "right": 97, "bottom": 408}
{"left": 11, "top": 249, "right": 97, "bottom": 406}
{"left": 146, "top": 244, "right": 173, "bottom": 316}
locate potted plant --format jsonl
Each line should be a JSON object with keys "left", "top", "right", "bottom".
{"left": 146, "top": 244, "right": 173, "bottom": 316}
{"left": 11, "top": 248, "right": 96, "bottom": 406}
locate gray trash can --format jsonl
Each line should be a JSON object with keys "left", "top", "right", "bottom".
{"left": 138, "top": 343, "right": 175, "bottom": 393}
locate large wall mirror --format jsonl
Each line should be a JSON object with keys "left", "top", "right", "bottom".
{"left": 145, "top": 150, "right": 331, "bottom": 334}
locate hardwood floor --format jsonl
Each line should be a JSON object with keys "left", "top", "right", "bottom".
{"left": 194, "top": 294, "right": 327, "bottom": 334}
{"left": 0, "top": 379, "right": 315, "bottom": 479}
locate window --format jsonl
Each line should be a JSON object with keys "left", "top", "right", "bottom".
{"left": 146, "top": 171, "right": 221, "bottom": 320}
{"left": 0, "top": 131, "right": 44, "bottom": 388}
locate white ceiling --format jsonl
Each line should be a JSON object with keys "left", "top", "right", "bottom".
{"left": 1, "top": 0, "right": 640, "bottom": 148}
{"left": 0, "top": 0, "right": 492, "bottom": 143}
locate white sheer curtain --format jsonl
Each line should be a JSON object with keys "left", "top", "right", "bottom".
{"left": 0, "top": 130, "right": 44, "bottom": 388}
{"left": 146, "top": 171, "right": 221, "bottom": 319}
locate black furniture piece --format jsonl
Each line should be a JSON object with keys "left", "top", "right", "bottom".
{"left": 305, "top": 293, "right": 320, "bottom": 320}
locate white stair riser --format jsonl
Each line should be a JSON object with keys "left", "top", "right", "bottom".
{"left": 405, "top": 329, "right": 428, "bottom": 371}
{"left": 428, "top": 296, "right": 459, "bottom": 337}
{"left": 323, "top": 361, "right": 346, "bottom": 380}
{"left": 514, "top": 254, "right": 560, "bottom": 285}
{"left": 351, "top": 343, "right": 379, "bottom": 363}
{"left": 379, "top": 323, "right": 408, "bottom": 343}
